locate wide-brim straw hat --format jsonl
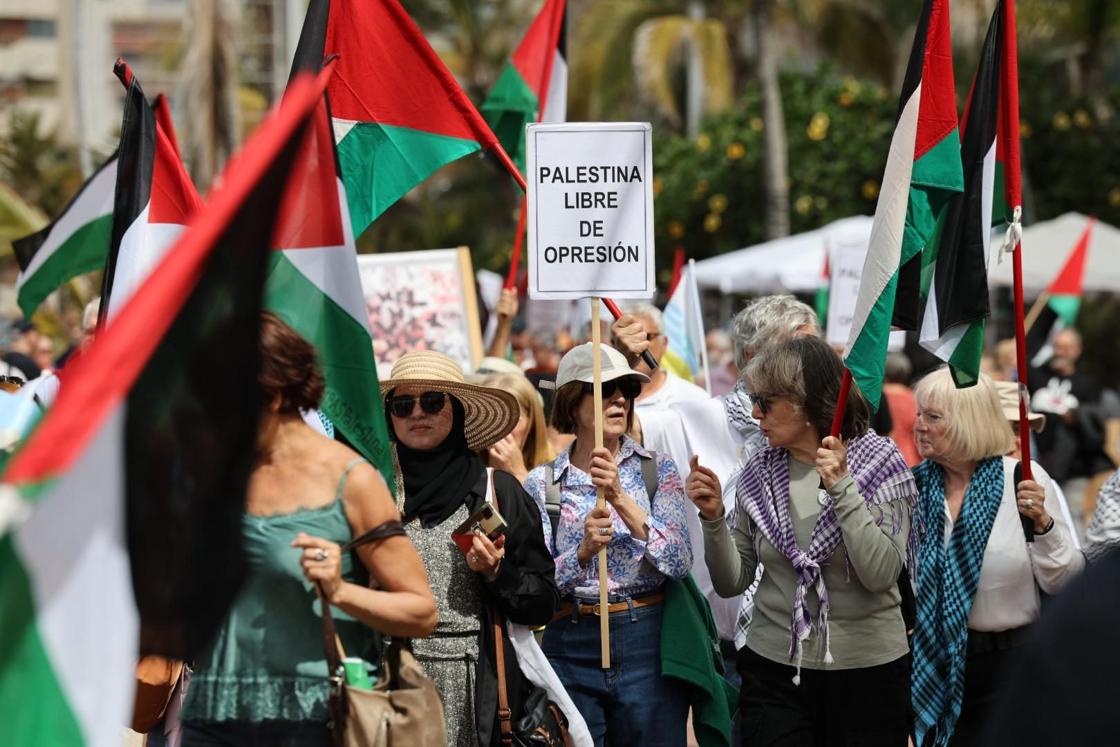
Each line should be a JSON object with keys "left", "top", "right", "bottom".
{"left": 993, "top": 380, "right": 1046, "bottom": 433}
{"left": 380, "top": 350, "right": 520, "bottom": 450}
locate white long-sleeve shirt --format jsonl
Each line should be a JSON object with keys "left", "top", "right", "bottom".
{"left": 943, "top": 458, "right": 1084, "bottom": 632}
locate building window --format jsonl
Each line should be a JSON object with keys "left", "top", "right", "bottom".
{"left": 26, "top": 19, "right": 57, "bottom": 38}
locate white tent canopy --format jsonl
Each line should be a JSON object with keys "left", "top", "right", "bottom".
{"left": 693, "top": 216, "right": 873, "bottom": 294}
{"left": 988, "top": 212, "right": 1120, "bottom": 292}
{"left": 695, "top": 211, "right": 1120, "bottom": 297}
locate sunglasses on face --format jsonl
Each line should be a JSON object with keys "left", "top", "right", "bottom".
{"left": 751, "top": 392, "right": 787, "bottom": 416}
{"left": 581, "top": 377, "right": 642, "bottom": 400}
{"left": 387, "top": 391, "right": 447, "bottom": 418}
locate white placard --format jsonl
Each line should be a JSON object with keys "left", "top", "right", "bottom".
{"left": 526, "top": 122, "right": 655, "bottom": 300}
{"left": 827, "top": 239, "right": 905, "bottom": 350}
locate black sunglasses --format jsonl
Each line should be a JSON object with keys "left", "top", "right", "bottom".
{"left": 752, "top": 392, "right": 779, "bottom": 416}
{"left": 387, "top": 391, "right": 447, "bottom": 418}
{"left": 581, "top": 378, "right": 642, "bottom": 400}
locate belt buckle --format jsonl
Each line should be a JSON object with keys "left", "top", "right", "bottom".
{"left": 592, "top": 602, "right": 602, "bottom": 616}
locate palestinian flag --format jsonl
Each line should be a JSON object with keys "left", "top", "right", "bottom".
{"left": 12, "top": 155, "right": 117, "bottom": 319}
{"left": 1026, "top": 216, "right": 1094, "bottom": 364}
{"left": 844, "top": 0, "right": 962, "bottom": 410}
{"left": 0, "top": 69, "right": 329, "bottom": 746}
{"left": 815, "top": 249, "right": 830, "bottom": 328}
{"left": 102, "top": 60, "right": 202, "bottom": 321}
{"left": 919, "top": 1, "right": 1004, "bottom": 387}
{"left": 152, "top": 93, "right": 181, "bottom": 157}
{"left": 294, "top": 0, "right": 523, "bottom": 239}
{"left": 481, "top": 0, "right": 567, "bottom": 171}
{"left": 268, "top": 54, "right": 395, "bottom": 484}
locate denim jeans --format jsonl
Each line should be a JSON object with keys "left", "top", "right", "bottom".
{"left": 542, "top": 601, "right": 688, "bottom": 747}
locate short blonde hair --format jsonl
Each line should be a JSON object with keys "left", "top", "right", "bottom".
{"left": 913, "top": 368, "right": 1015, "bottom": 462}
{"left": 483, "top": 373, "right": 554, "bottom": 469}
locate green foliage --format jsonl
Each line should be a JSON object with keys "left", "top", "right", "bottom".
{"left": 652, "top": 66, "right": 895, "bottom": 268}
{"left": 1017, "top": 56, "right": 1120, "bottom": 226}
{"left": 0, "top": 110, "right": 83, "bottom": 218}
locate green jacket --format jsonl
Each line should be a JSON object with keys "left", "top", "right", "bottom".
{"left": 660, "top": 575, "right": 739, "bottom": 747}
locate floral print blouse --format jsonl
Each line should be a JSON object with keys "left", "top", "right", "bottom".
{"left": 525, "top": 435, "right": 693, "bottom": 599}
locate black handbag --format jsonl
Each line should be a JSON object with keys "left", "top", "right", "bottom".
{"left": 492, "top": 608, "right": 569, "bottom": 747}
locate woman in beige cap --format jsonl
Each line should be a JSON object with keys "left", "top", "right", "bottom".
{"left": 381, "top": 350, "right": 559, "bottom": 746}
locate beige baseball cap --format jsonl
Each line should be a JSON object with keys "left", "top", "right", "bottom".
{"left": 555, "top": 343, "right": 650, "bottom": 389}
{"left": 993, "top": 380, "right": 1046, "bottom": 433}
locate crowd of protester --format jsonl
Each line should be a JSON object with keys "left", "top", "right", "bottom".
{"left": 3, "top": 288, "right": 1120, "bottom": 747}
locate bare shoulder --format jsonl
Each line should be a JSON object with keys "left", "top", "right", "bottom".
{"left": 338, "top": 455, "right": 398, "bottom": 530}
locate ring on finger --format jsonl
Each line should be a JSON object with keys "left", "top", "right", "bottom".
{"left": 598, "top": 527, "right": 610, "bottom": 536}
{"left": 1025, "top": 499, "right": 1034, "bottom": 509}
{"left": 315, "top": 548, "right": 328, "bottom": 562}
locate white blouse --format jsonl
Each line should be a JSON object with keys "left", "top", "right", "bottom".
{"left": 940, "top": 457, "right": 1085, "bottom": 632}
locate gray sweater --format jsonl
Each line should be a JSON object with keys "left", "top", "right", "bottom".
{"left": 701, "top": 458, "right": 910, "bottom": 670}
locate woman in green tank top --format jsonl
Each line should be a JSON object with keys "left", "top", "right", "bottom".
{"left": 180, "top": 314, "right": 436, "bottom": 746}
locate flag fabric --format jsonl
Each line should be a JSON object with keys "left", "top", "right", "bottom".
{"left": 294, "top": 0, "right": 523, "bottom": 238}
{"left": 481, "top": 0, "right": 567, "bottom": 171}
{"left": 918, "top": 1, "right": 1004, "bottom": 387}
{"left": 152, "top": 93, "right": 182, "bottom": 158}
{"left": 1026, "top": 217, "right": 1094, "bottom": 364}
{"left": 663, "top": 259, "right": 709, "bottom": 392}
{"left": 12, "top": 155, "right": 118, "bottom": 319}
{"left": 844, "top": 0, "right": 962, "bottom": 410}
{"left": 269, "top": 52, "right": 396, "bottom": 485}
{"left": 814, "top": 249, "right": 830, "bottom": 328}
{"left": 0, "top": 70, "right": 329, "bottom": 747}
{"left": 102, "top": 61, "right": 202, "bottom": 321}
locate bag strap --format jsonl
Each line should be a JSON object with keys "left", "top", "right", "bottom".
{"left": 343, "top": 519, "right": 407, "bottom": 552}
{"left": 544, "top": 463, "right": 561, "bottom": 538}
{"left": 486, "top": 478, "right": 515, "bottom": 744}
{"left": 640, "top": 450, "right": 658, "bottom": 502}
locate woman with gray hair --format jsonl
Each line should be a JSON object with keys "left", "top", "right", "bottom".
{"left": 909, "top": 369, "right": 1083, "bottom": 747}
{"left": 688, "top": 336, "right": 918, "bottom": 745}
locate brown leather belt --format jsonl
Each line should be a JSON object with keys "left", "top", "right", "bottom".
{"left": 551, "top": 592, "right": 665, "bottom": 623}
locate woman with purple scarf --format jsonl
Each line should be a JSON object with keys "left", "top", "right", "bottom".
{"left": 687, "top": 336, "right": 919, "bottom": 746}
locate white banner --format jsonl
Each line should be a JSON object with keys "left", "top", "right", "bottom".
{"left": 526, "top": 122, "right": 655, "bottom": 300}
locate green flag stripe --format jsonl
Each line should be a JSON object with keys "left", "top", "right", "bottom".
{"left": 17, "top": 215, "right": 112, "bottom": 319}
{"left": 846, "top": 270, "right": 900, "bottom": 411}
{"left": 336, "top": 122, "right": 480, "bottom": 238}
{"left": 903, "top": 131, "right": 964, "bottom": 267}
{"left": 264, "top": 252, "right": 394, "bottom": 485}
{"left": 948, "top": 320, "right": 985, "bottom": 387}
{"left": 0, "top": 535, "right": 84, "bottom": 747}
{"left": 1048, "top": 294, "right": 1080, "bottom": 326}
{"left": 481, "top": 63, "right": 540, "bottom": 171}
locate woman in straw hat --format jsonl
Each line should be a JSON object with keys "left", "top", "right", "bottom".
{"left": 381, "top": 350, "right": 559, "bottom": 746}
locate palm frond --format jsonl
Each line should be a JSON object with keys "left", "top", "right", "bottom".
{"left": 633, "top": 16, "right": 692, "bottom": 125}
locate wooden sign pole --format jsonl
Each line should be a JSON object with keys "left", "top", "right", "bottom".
{"left": 590, "top": 298, "right": 610, "bottom": 668}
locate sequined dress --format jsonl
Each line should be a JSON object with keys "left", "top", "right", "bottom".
{"left": 405, "top": 503, "right": 485, "bottom": 747}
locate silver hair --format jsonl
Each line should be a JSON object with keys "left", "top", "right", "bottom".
{"left": 730, "top": 295, "right": 818, "bottom": 369}
{"left": 623, "top": 302, "right": 664, "bottom": 333}
{"left": 81, "top": 297, "right": 101, "bottom": 332}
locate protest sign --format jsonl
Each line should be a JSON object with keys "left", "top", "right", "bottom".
{"left": 826, "top": 239, "right": 905, "bottom": 351}
{"left": 356, "top": 247, "right": 483, "bottom": 373}
{"left": 526, "top": 123, "right": 655, "bottom": 300}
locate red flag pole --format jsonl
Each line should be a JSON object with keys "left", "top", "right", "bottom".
{"left": 505, "top": 198, "right": 528, "bottom": 289}
{"left": 830, "top": 368, "right": 852, "bottom": 438}
{"left": 1011, "top": 234, "right": 1033, "bottom": 482}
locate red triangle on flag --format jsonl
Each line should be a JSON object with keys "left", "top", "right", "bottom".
{"left": 1047, "top": 217, "right": 1094, "bottom": 297}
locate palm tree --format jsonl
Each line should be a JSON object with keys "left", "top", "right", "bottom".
{"left": 179, "top": 0, "right": 240, "bottom": 189}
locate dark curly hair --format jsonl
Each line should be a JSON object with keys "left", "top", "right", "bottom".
{"left": 259, "top": 311, "right": 325, "bottom": 413}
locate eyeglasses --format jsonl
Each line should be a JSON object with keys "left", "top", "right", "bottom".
{"left": 581, "top": 378, "right": 642, "bottom": 400}
{"left": 751, "top": 392, "right": 792, "bottom": 416}
{"left": 386, "top": 391, "right": 447, "bottom": 418}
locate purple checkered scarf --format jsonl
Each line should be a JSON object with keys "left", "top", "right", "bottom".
{"left": 736, "top": 432, "right": 920, "bottom": 682}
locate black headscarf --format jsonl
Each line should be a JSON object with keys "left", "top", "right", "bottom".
{"left": 392, "top": 396, "right": 485, "bottom": 528}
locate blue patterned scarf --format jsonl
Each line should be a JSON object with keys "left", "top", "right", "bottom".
{"left": 911, "top": 456, "right": 1005, "bottom": 747}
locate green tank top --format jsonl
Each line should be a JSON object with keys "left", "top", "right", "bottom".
{"left": 182, "top": 459, "right": 380, "bottom": 723}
